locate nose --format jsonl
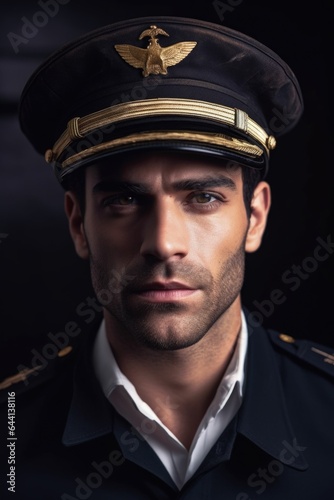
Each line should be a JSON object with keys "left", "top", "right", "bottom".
{"left": 140, "top": 196, "right": 189, "bottom": 261}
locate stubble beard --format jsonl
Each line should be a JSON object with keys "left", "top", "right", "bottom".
{"left": 89, "top": 243, "right": 246, "bottom": 351}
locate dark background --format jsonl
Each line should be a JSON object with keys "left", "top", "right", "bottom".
{"left": 0, "top": 0, "right": 333, "bottom": 373}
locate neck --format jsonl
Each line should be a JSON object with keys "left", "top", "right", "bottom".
{"left": 104, "top": 299, "right": 242, "bottom": 449}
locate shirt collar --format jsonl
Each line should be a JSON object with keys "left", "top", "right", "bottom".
{"left": 209, "top": 311, "right": 247, "bottom": 416}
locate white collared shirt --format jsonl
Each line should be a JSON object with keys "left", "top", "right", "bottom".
{"left": 93, "top": 312, "right": 248, "bottom": 489}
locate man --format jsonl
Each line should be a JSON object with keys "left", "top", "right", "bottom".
{"left": 0, "top": 15, "right": 333, "bottom": 500}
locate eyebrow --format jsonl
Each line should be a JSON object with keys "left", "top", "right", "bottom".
{"left": 172, "top": 175, "right": 237, "bottom": 191}
{"left": 93, "top": 181, "right": 150, "bottom": 194}
{"left": 92, "top": 175, "right": 237, "bottom": 194}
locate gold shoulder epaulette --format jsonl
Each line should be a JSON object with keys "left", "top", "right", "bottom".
{"left": 269, "top": 330, "right": 334, "bottom": 377}
{"left": 0, "top": 345, "right": 74, "bottom": 392}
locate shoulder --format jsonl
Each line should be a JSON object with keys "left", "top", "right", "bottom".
{"left": 0, "top": 340, "right": 77, "bottom": 405}
{"left": 243, "top": 307, "right": 334, "bottom": 380}
{"left": 0, "top": 323, "right": 96, "bottom": 405}
{"left": 0, "top": 316, "right": 103, "bottom": 404}
{"left": 266, "top": 328, "right": 334, "bottom": 379}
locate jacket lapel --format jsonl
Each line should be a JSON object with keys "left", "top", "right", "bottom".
{"left": 236, "top": 319, "right": 308, "bottom": 470}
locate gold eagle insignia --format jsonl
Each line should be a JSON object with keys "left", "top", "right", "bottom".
{"left": 115, "top": 25, "right": 197, "bottom": 77}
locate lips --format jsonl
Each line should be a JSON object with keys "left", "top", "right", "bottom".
{"left": 137, "top": 281, "right": 194, "bottom": 291}
{"left": 132, "top": 281, "right": 198, "bottom": 302}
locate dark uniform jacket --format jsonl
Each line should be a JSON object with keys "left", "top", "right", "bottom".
{"left": 1, "top": 312, "right": 334, "bottom": 500}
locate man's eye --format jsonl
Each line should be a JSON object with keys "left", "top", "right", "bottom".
{"left": 190, "top": 192, "right": 218, "bottom": 204}
{"left": 103, "top": 194, "right": 136, "bottom": 206}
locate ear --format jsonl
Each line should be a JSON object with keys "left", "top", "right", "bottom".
{"left": 245, "top": 181, "right": 271, "bottom": 253}
{"left": 64, "top": 191, "right": 89, "bottom": 260}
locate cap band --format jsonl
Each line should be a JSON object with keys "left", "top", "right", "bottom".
{"left": 60, "top": 130, "right": 263, "bottom": 169}
{"left": 45, "top": 98, "right": 276, "bottom": 168}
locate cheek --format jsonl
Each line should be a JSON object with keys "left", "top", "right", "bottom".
{"left": 189, "top": 208, "right": 248, "bottom": 263}
{"left": 85, "top": 215, "right": 141, "bottom": 261}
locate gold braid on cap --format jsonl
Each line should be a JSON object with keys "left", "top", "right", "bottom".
{"left": 44, "top": 98, "right": 276, "bottom": 168}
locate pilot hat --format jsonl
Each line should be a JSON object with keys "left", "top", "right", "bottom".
{"left": 19, "top": 16, "right": 304, "bottom": 186}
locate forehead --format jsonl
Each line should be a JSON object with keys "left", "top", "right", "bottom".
{"left": 85, "top": 151, "right": 243, "bottom": 188}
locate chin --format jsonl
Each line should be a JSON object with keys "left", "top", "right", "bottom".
{"left": 128, "top": 318, "right": 208, "bottom": 351}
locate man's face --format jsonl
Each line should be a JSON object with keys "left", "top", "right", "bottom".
{"left": 67, "top": 152, "right": 266, "bottom": 351}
